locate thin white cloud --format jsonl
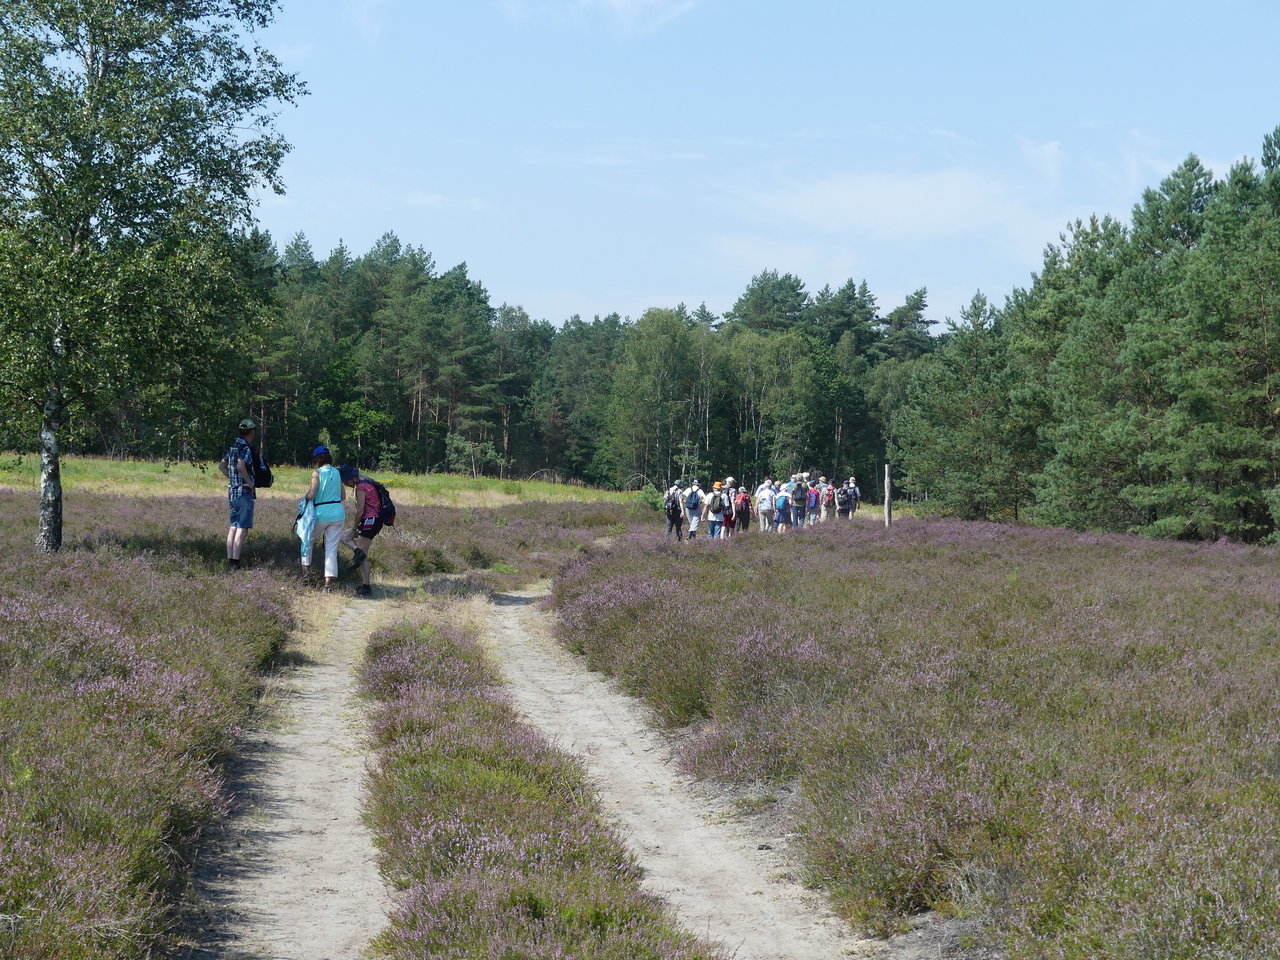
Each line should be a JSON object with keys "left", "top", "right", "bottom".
{"left": 726, "top": 166, "right": 1080, "bottom": 274}
{"left": 405, "top": 190, "right": 490, "bottom": 213}
{"left": 271, "top": 42, "right": 317, "bottom": 66}
{"left": 499, "top": 0, "right": 701, "bottom": 31}
{"left": 346, "top": 0, "right": 387, "bottom": 41}
{"left": 734, "top": 169, "right": 1025, "bottom": 240}
{"left": 518, "top": 146, "right": 632, "bottom": 167}
{"left": 1019, "top": 137, "right": 1064, "bottom": 189}
{"left": 707, "top": 234, "right": 862, "bottom": 289}
{"left": 517, "top": 137, "right": 709, "bottom": 168}
{"left": 1083, "top": 129, "right": 1180, "bottom": 199}
{"left": 578, "top": 0, "right": 700, "bottom": 30}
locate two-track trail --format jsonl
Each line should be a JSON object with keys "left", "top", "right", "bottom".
{"left": 486, "top": 588, "right": 872, "bottom": 960}
{"left": 184, "top": 583, "right": 955, "bottom": 959}
{"left": 185, "top": 598, "right": 389, "bottom": 960}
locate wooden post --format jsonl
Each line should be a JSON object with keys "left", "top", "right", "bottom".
{"left": 884, "top": 462, "right": 892, "bottom": 528}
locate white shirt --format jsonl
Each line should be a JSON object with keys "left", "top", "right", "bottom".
{"left": 703, "top": 489, "right": 726, "bottom": 520}
{"left": 682, "top": 485, "right": 702, "bottom": 512}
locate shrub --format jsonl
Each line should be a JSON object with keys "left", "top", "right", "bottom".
{"left": 0, "top": 492, "right": 289, "bottom": 958}
{"left": 552, "top": 519, "right": 1280, "bottom": 957}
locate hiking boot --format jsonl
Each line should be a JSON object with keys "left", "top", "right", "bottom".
{"left": 355, "top": 583, "right": 372, "bottom": 598}
{"left": 347, "top": 548, "right": 367, "bottom": 575}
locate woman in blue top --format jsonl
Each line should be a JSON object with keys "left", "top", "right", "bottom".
{"left": 303, "top": 445, "right": 346, "bottom": 587}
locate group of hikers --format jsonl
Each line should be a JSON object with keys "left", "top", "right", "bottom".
{"left": 217, "top": 418, "right": 389, "bottom": 595}
{"left": 663, "top": 472, "right": 862, "bottom": 541}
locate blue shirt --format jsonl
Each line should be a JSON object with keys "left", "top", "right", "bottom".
{"left": 227, "top": 438, "right": 253, "bottom": 499}
{"left": 313, "top": 464, "right": 345, "bottom": 523}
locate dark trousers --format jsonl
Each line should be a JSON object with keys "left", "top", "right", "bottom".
{"left": 665, "top": 514, "right": 684, "bottom": 541}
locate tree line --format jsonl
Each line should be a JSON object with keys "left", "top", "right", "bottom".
{"left": 893, "top": 130, "right": 1280, "bottom": 543}
{"left": 26, "top": 228, "right": 934, "bottom": 501}
{"left": 19, "top": 128, "right": 1280, "bottom": 544}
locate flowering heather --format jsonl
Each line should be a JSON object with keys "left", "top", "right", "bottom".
{"left": 358, "top": 614, "right": 724, "bottom": 959}
{"left": 0, "top": 473, "right": 651, "bottom": 958}
{"left": 0, "top": 491, "right": 290, "bottom": 959}
{"left": 552, "top": 519, "right": 1280, "bottom": 958}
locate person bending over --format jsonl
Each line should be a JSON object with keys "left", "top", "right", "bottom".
{"left": 338, "top": 464, "right": 382, "bottom": 597}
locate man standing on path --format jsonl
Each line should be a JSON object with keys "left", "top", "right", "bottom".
{"left": 703, "top": 481, "right": 727, "bottom": 539}
{"left": 792, "top": 473, "right": 810, "bottom": 528}
{"left": 819, "top": 477, "right": 835, "bottom": 522}
{"left": 217, "top": 418, "right": 257, "bottom": 569}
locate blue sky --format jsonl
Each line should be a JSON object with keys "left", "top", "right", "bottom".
{"left": 252, "top": 0, "right": 1280, "bottom": 327}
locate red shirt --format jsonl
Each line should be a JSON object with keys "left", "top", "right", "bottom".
{"left": 357, "top": 480, "right": 381, "bottom": 521}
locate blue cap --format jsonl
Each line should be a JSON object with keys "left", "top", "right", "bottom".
{"left": 338, "top": 464, "right": 358, "bottom": 484}
{"left": 312, "top": 445, "right": 330, "bottom": 457}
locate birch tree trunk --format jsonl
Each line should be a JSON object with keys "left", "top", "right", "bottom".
{"left": 38, "top": 386, "right": 65, "bottom": 553}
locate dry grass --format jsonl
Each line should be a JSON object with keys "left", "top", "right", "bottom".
{"left": 0, "top": 454, "right": 639, "bottom": 508}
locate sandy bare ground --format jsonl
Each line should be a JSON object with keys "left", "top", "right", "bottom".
{"left": 178, "top": 578, "right": 982, "bottom": 960}
{"left": 180, "top": 596, "right": 389, "bottom": 960}
{"left": 485, "top": 588, "right": 876, "bottom": 960}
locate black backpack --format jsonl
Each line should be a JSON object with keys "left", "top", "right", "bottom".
{"left": 230, "top": 438, "right": 272, "bottom": 489}
{"left": 248, "top": 444, "right": 273, "bottom": 489}
{"left": 837, "top": 486, "right": 852, "bottom": 508}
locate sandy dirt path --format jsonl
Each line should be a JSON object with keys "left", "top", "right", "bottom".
{"left": 184, "top": 598, "right": 389, "bottom": 960}
{"left": 485, "top": 589, "right": 873, "bottom": 960}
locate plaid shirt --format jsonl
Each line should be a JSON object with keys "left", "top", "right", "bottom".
{"left": 227, "top": 437, "right": 254, "bottom": 499}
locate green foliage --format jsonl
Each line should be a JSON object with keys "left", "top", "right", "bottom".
{"left": 0, "top": 0, "right": 301, "bottom": 547}
{"left": 725, "top": 268, "right": 808, "bottom": 332}
{"left": 893, "top": 294, "right": 1034, "bottom": 519}
{"left": 891, "top": 127, "right": 1280, "bottom": 542}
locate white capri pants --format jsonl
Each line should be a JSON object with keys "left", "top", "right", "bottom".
{"left": 306, "top": 520, "right": 345, "bottom": 578}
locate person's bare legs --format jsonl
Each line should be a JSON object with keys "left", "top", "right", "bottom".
{"left": 340, "top": 527, "right": 374, "bottom": 588}
{"left": 227, "top": 526, "right": 248, "bottom": 560}
{"left": 354, "top": 536, "right": 372, "bottom": 585}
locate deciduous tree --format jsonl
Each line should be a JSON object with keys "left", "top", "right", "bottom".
{"left": 0, "top": 0, "right": 301, "bottom": 550}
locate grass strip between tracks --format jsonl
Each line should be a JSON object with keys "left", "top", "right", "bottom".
{"left": 357, "top": 606, "right": 724, "bottom": 959}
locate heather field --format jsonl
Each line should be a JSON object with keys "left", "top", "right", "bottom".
{"left": 553, "top": 519, "right": 1280, "bottom": 959}
{"left": 357, "top": 609, "right": 724, "bottom": 959}
{"left": 0, "top": 501, "right": 291, "bottom": 957}
{"left": 0, "top": 476, "right": 652, "bottom": 959}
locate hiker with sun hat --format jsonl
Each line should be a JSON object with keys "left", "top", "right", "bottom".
{"left": 299, "top": 445, "right": 346, "bottom": 588}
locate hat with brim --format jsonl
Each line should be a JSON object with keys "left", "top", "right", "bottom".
{"left": 238, "top": 418, "right": 256, "bottom": 431}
